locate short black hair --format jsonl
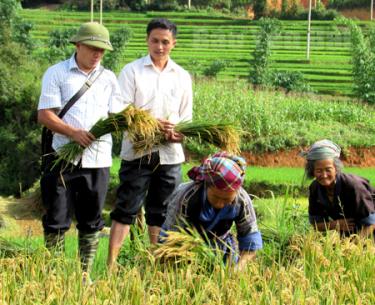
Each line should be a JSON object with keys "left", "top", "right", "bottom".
{"left": 146, "top": 18, "right": 177, "bottom": 37}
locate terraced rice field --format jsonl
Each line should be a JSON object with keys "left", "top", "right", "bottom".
{"left": 20, "top": 9, "right": 374, "bottom": 95}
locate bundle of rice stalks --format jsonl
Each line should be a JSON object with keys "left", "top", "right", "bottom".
{"left": 53, "top": 105, "right": 160, "bottom": 169}
{"left": 133, "top": 121, "right": 242, "bottom": 155}
{"left": 154, "top": 227, "right": 219, "bottom": 266}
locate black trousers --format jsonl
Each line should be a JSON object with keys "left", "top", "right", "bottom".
{"left": 110, "top": 152, "right": 181, "bottom": 227}
{"left": 40, "top": 161, "right": 109, "bottom": 234}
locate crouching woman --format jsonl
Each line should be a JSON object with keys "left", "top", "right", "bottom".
{"left": 160, "top": 152, "right": 263, "bottom": 270}
{"left": 301, "top": 139, "right": 375, "bottom": 237}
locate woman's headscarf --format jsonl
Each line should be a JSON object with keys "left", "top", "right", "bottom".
{"left": 187, "top": 152, "right": 246, "bottom": 192}
{"left": 300, "top": 139, "right": 341, "bottom": 161}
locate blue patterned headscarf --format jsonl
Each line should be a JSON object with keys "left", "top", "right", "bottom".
{"left": 300, "top": 139, "right": 341, "bottom": 161}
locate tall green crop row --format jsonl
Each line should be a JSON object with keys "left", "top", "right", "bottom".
{"left": 193, "top": 80, "right": 375, "bottom": 152}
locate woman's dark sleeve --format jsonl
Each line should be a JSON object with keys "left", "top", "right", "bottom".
{"left": 159, "top": 184, "right": 188, "bottom": 240}
{"left": 308, "top": 182, "right": 328, "bottom": 224}
{"left": 344, "top": 175, "right": 375, "bottom": 222}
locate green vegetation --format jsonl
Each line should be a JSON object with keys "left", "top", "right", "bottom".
{"left": 327, "top": 0, "right": 370, "bottom": 10}
{"left": 193, "top": 81, "right": 375, "bottom": 152}
{"left": 338, "top": 18, "right": 375, "bottom": 104}
{"left": 19, "top": 8, "right": 375, "bottom": 95}
{"left": 251, "top": 17, "right": 281, "bottom": 85}
{"left": 1, "top": 195, "right": 374, "bottom": 304}
{"left": 1, "top": 3, "right": 373, "bottom": 303}
{"left": 111, "top": 158, "right": 375, "bottom": 186}
{"left": 2, "top": 5, "right": 374, "bottom": 194}
{"left": 0, "top": 0, "right": 44, "bottom": 196}
{"left": 109, "top": 158, "right": 374, "bottom": 199}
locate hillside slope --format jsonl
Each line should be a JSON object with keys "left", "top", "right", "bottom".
{"left": 20, "top": 9, "right": 374, "bottom": 95}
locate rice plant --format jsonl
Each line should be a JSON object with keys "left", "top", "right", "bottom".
{"left": 133, "top": 120, "right": 242, "bottom": 155}
{"left": 154, "top": 226, "right": 221, "bottom": 269}
{"left": 1, "top": 228, "right": 374, "bottom": 305}
{"left": 53, "top": 105, "right": 160, "bottom": 170}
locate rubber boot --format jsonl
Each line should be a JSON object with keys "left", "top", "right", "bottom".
{"left": 78, "top": 231, "right": 100, "bottom": 274}
{"left": 44, "top": 232, "right": 65, "bottom": 254}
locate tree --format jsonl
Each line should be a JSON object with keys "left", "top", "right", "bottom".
{"left": 103, "top": 26, "right": 133, "bottom": 72}
{"left": 250, "top": 17, "right": 281, "bottom": 85}
{"left": 0, "top": 0, "right": 42, "bottom": 195}
{"left": 340, "top": 18, "right": 375, "bottom": 103}
{"left": 253, "top": 0, "right": 267, "bottom": 18}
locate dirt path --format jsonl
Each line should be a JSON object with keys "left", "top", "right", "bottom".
{"left": 0, "top": 196, "right": 43, "bottom": 237}
{"left": 242, "top": 147, "right": 375, "bottom": 167}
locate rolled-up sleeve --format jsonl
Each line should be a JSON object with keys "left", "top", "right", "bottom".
{"left": 38, "top": 67, "right": 62, "bottom": 110}
{"left": 159, "top": 183, "right": 190, "bottom": 241}
{"left": 238, "top": 231, "right": 263, "bottom": 251}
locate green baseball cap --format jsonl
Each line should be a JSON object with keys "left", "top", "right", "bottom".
{"left": 70, "top": 22, "right": 113, "bottom": 51}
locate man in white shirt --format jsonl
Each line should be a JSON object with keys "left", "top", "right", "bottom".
{"left": 38, "top": 22, "right": 124, "bottom": 280}
{"left": 107, "top": 18, "right": 193, "bottom": 268}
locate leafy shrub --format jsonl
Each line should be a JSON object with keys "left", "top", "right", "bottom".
{"left": 0, "top": 0, "right": 34, "bottom": 50}
{"left": 327, "top": 0, "right": 369, "bottom": 10}
{"left": 253, "top": 0, "right": 267, "bottom": 19}
{"left": 281, "top": 8, "right": 339, "bottom": 20}
{"left": 64, "top": 0, "right": 119, "bottom": 10}
{"left": 188, "top": 59, "right": 202, "bottom": 79}
{"left": 0, "top": 0, "right": 42, "bottom": 196}
{"left": 203, "top": 59, "right": 228, "bottom": 77}
{"left": 21, "top": 1, "right": 64, "bottom": 8}
{"left": 102, "top": 26, "right": 132, "bottom": 72}
{"left": 123, "top": 0, "right": 147, "bottom": 11}
{"left": 148, "top": 0, "right": 180, "bottom": 11}
{"left": 271, "top": 71, "right": 312, "bottom": 93}
{"left": 41, "top": 28, "right": 76, "bottom": 63}
{"left": 189, "top": 0, "right": 231, "bottom": 9}
{"left": 230, "top": 5, "right": 248, "bottom": 16}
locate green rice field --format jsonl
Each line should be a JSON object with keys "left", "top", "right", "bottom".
{"left": 1, "top": 8, "right": 374, "bottom": 304}
{"left": 19, "top": 9, "right": 375, "bottom": 95}
{"left": 1, "top": 195, "right": 374, "bottom": 304}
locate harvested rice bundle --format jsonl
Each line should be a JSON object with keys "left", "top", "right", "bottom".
{"left": 133, "top": 121, "right": 242, "bottom": 155}
{"left": 53, "top": 105, "right": 160, "bottom": 169}
{"left": 154, "top": 227, "right": 219, "bottom": 265}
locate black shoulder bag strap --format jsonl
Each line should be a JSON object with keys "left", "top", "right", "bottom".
{"left": 58, "top": 66, "right": 105, "bottom": 118}
{"left": 41, "top": 66, "right": 105, "bottom": 172}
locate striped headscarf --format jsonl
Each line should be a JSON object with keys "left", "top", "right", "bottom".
{"left": 187, "top": 152, "right": 246, "bottom": 192}
{"left": 300, "top": 139, "right": 341, "bottom": 161}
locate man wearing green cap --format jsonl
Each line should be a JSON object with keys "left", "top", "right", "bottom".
{"left": 37, "top": 22, "right": 124, "bottom": 282}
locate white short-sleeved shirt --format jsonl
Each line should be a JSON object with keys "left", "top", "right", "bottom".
{"left": 118, "top": 55, "right": 193, "bottom": 164}
{"left": 38, "top": 54, "right": 125, "bottom": 168}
